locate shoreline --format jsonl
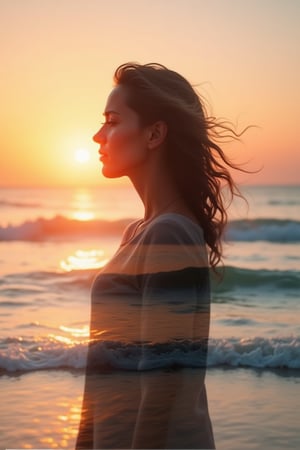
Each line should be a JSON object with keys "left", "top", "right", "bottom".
{"left": 1, "top": 364, "right": 300, "bottom": 379}
{"left": 1, "top": 366, "right": 299, "bottom": 449}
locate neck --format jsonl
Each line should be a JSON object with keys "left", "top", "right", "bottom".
{"left": 127, "top": 161, "right": 189, "bottom": 222}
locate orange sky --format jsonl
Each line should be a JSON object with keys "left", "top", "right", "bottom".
{"left": 1, "top": 0, "right": 300, "bottom": 187}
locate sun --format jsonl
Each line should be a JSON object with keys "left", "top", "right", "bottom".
{"left": 74, "top": 148, "right": 91, "bottom": 164}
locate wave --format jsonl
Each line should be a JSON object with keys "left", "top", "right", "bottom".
{"left": 3, "top": 269, "right": 96, "bottom": 291}
{"left": 268, "top": 199, "right": 300, "bottom": 206}
{"left": 2, "top": 266, "right": 300, "bottom": 299}
{"left": 208, "top": 336, "right": 300, "bottom": 369}
{"left": 212, "top": 266, "right": 300, "bottom": 293}
{"left": 226, "top": 218, "right": 300, "bottom": 242}
{"left": 0, "top": 199, "right": 41, "bottom": 208}
{"left": 1, "top": 215, "right": 300, "bottom": 242}
{"left": 0, "top": 335, "right": 299, "bottom": 373}
{"left": 0, "top": 215, "right": 131, "bottom": 241}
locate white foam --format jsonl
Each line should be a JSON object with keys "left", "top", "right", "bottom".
{"left": 1, "top": 336, "right": 299, "bottom": 372}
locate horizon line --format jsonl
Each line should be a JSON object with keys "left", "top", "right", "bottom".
{"left": 0, "top": 182, "right": 299, "bottom": 189}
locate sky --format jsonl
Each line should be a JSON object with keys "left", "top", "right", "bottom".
{"left": 1, "top": 0, "right": 300, "bottom": 187}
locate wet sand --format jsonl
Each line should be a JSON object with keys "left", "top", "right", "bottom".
{"left": 1, "top": 367, "right": 299, "bottom": 449}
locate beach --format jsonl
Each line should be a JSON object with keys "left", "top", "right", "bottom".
{"left": 2, "top": 368, "right": 300, "bottom": 449}
{"left": 1, "top": 185, "right": 300, "bottom": 449}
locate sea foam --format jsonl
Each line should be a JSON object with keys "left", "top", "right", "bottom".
{"left": 1, "top": 335, "right": 299, "bottom": 372}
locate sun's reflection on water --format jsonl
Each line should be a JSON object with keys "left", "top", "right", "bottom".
{"left": 73, "top": 210, "right": 95, "bottom": 221}
{"left": 71, "top": 188, "right": 95, "bottom": 222}
{"left": 48, "top": 324, "right": 90, "bottom": 347}
{"left": 60, "top": 248, "right": 109, "bottom": 271}
{"left": 49, "top": 334, "right": 74, "bottom": 345}
{"left": 59, "top": 325, "right": 89, "bottom": 338}
{"left": 32, "top": 395, "right": 83, "bottom": 448}
{"left": 55, "top": 396, "right": 82, "bottom": 447}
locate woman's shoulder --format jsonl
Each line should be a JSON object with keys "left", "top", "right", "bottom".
{"left": 136, "top": 213, "right": 208, "bottom": 269}
{"left": 120, "top": 219, "right": 143, "bottom": 246}
{"left": 141, "top": 213, "right": 205, "bottom": 245}
{"left": 151, "top": 212, "right": 200, "bottom": 227}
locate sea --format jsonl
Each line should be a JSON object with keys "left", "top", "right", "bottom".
{"left": 0, "top": 184, "right": 299, "bottom": 449}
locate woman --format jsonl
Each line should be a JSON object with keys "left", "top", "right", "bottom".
{"left": 76, "top": 63, "right": 244, "bottom": 449}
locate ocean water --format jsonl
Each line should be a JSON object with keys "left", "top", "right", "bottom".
{"left": 0, "top": 184, "right": 300, "bottom": 449}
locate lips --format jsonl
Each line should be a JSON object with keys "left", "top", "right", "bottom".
{"left": 99, "top": 148, "right": 108, "bottom": 162}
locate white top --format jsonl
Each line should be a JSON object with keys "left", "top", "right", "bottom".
{"left": 76, "top": 213, "right": 215, "bottom": 449}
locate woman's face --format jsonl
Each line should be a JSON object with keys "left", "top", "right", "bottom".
{"left": 93, "top": 85, "right": 149, "bottom": 179}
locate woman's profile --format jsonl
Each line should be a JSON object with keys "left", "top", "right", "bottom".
{"left": 76, "top": 62, "right": 245, "bottom": 449}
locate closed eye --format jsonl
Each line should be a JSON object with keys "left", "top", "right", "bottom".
{"left": 101, "top": 120, "right": 117, "bottom": 126}
{"left": 102, "top": 110, "right": 121, "bottom": 126}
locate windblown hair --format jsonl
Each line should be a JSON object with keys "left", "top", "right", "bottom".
{"left": 114, "top": 62, "right": 248, "bottom": 269}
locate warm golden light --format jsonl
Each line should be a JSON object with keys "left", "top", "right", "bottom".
{"left": 58, "top": 415, "right": 68, "bottom": 422}
{"left": 50, "top": 334, "right": 73, "bottom": 345}
{"left": 60, "top": 249, "right": 109, "bottom": 271}
{"left": 72, "top": 210, "right": 95, "bottom": 221}
{"left": 71, "top": 189, "right": 95, "bottom": 221}
{"left": 74, "top": 148, "right": 91, "bottom": 164}
{"left": 59, "top": 325, "right": 89, "bottom": 338}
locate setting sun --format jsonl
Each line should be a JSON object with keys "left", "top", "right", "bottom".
{"left": 74, "top": 148, "right": 91, "bottom": 164}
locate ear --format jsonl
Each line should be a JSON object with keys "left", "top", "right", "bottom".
{"left": 147, "top": 121, "right": 168, "bottom": 150}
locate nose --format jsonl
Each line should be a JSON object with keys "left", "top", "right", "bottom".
{"left": 93, "top": 126, "right": 105, "bottom": 144}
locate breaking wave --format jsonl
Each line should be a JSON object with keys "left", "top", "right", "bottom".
{"left": 1, "top": 335, "right": 299, "bottom": 373}
{"left": 1, "top": 216, "right": 300, "bottom": 242}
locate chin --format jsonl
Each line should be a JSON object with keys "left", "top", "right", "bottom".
{"left": 101, "top": 166, "right": 125, "bottom": 179}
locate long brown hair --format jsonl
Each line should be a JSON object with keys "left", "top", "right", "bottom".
{"left": 114, "top": 62, "right": 248, "bottom": 269}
